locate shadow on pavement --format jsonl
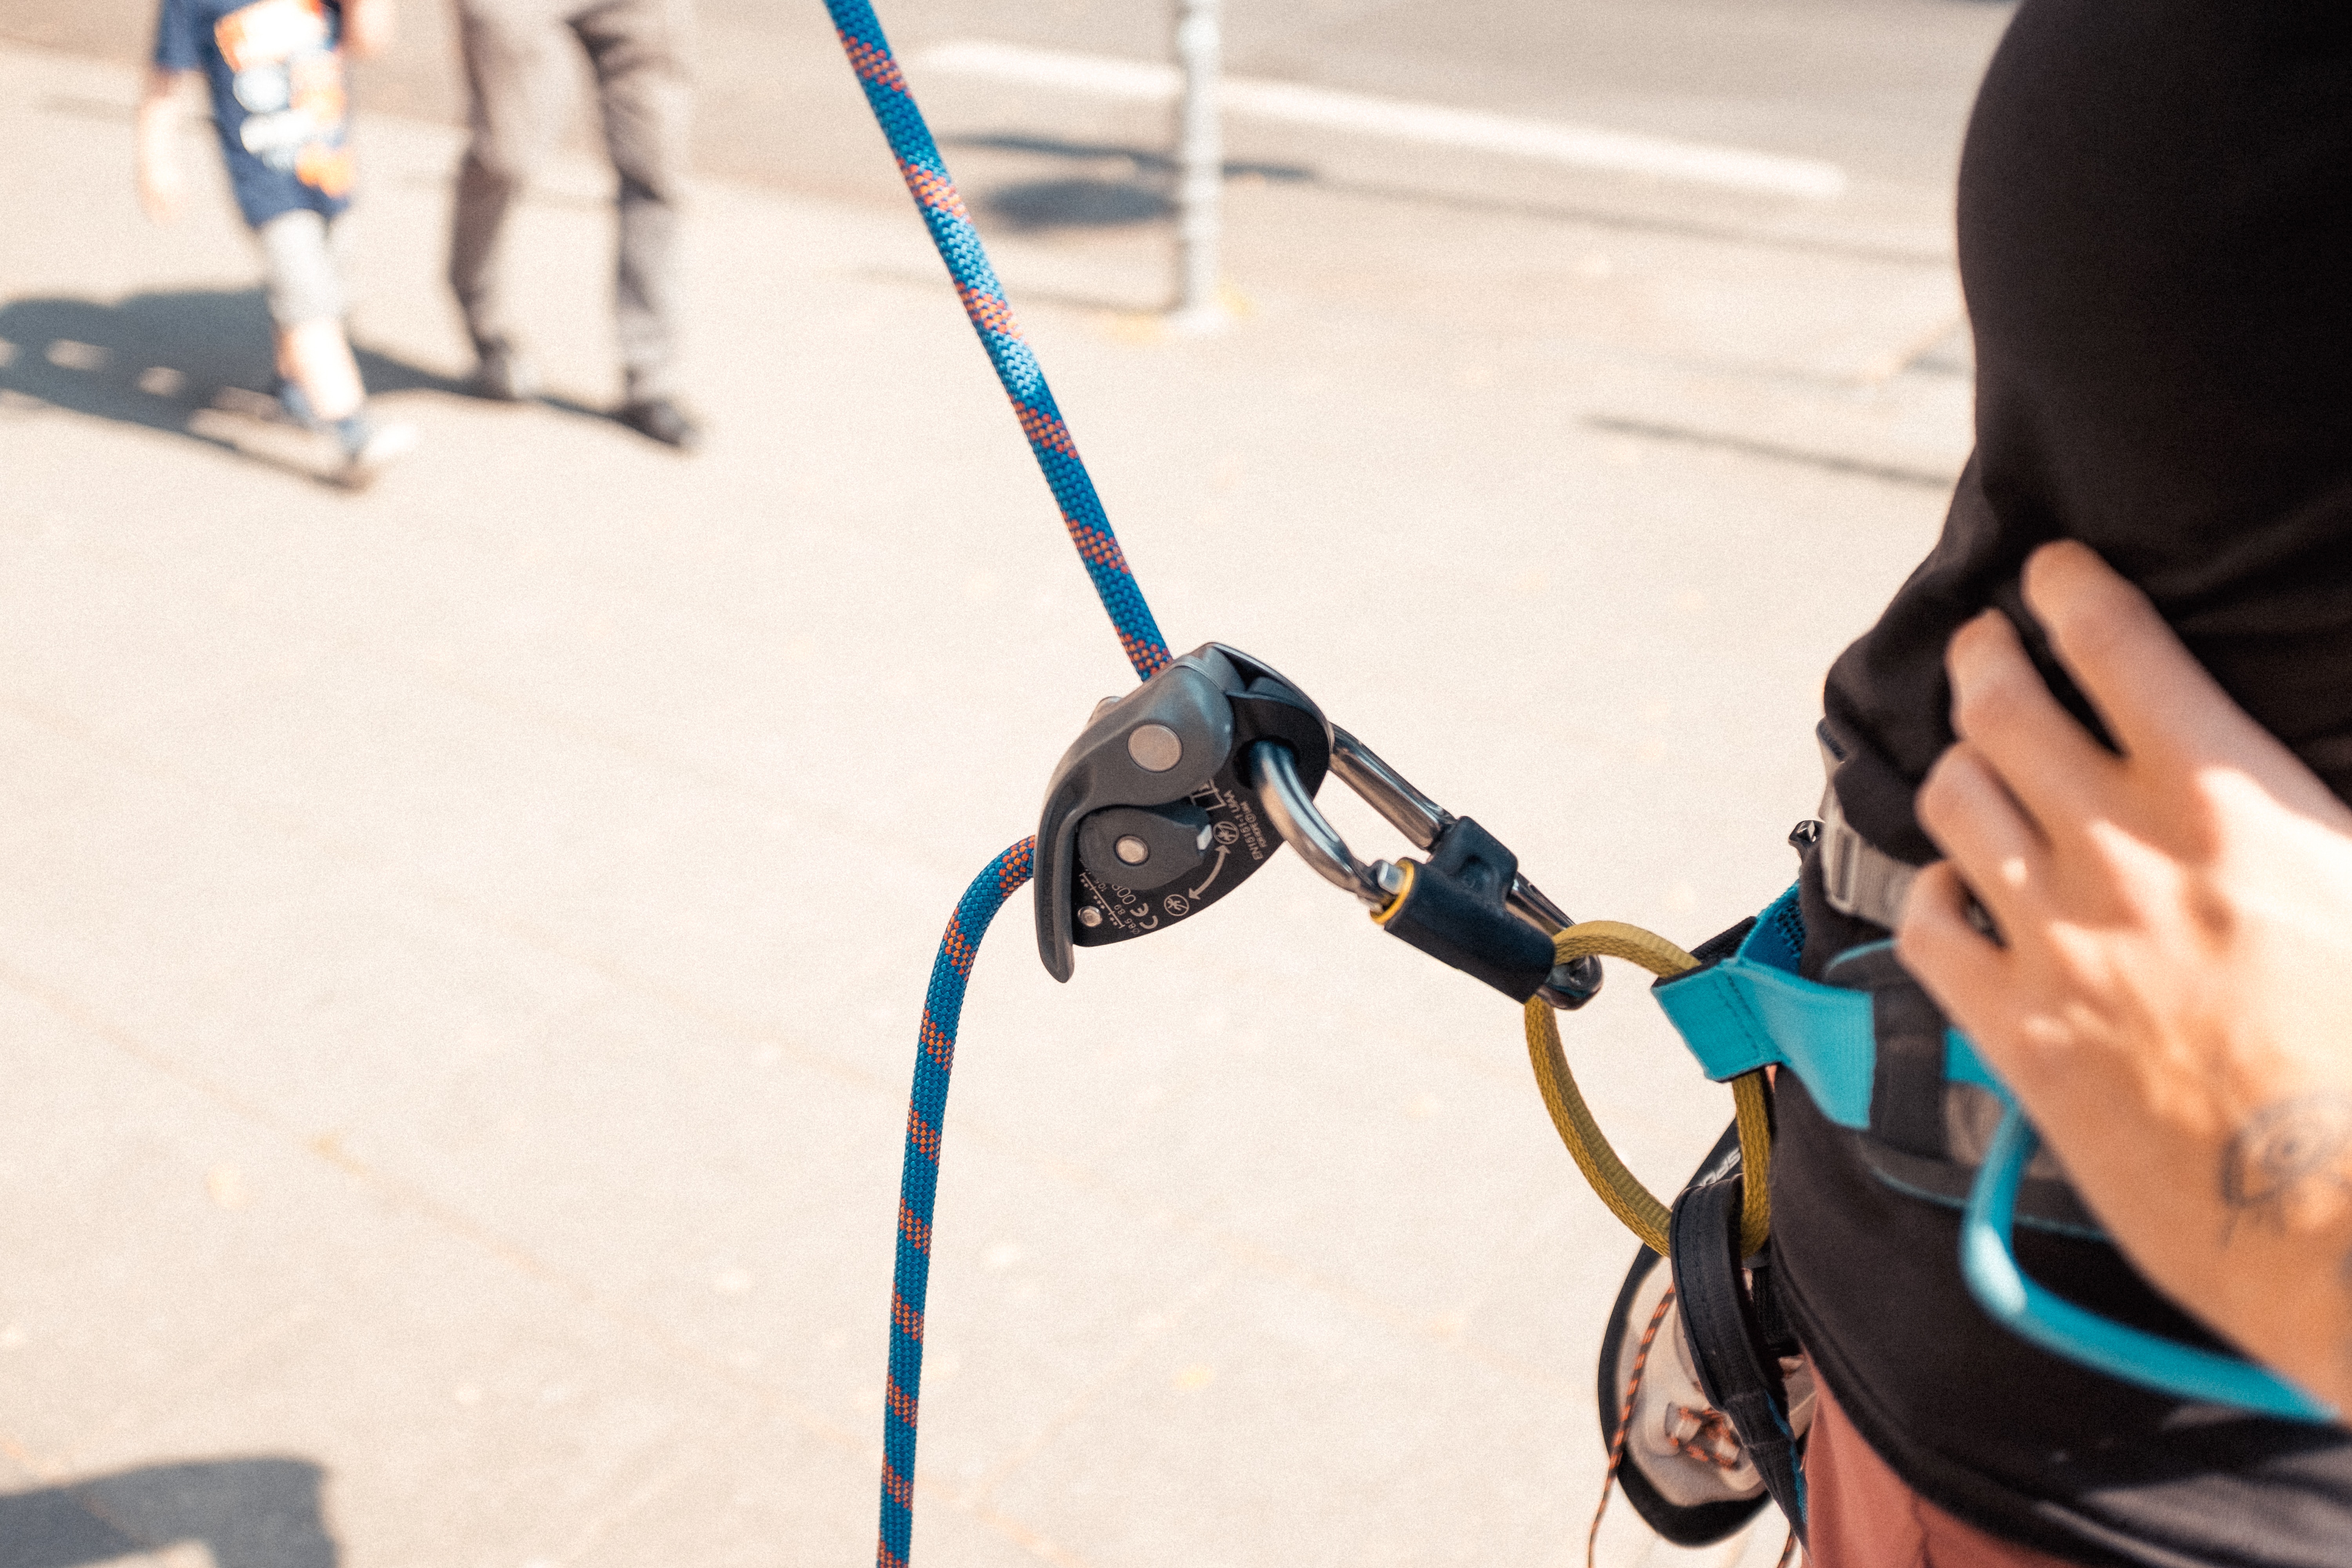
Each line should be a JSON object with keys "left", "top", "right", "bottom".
{"left": 0, "top": 1455, "right": 338, "bottom": 1568}
{"left": 947, "top": 133, "right": 1311, "bottom": 233}
{"left": 987, "top": 176, "right": 1174, "bottom": 231}
{"left": 945, "top": 130, "right": 1951, "bottom": 267}
{"left": 0, "top": 287, "right": 461, "bottom": 486}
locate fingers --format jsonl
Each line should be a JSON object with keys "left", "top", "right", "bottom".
{"left": 1896, "top": 859, "right": 2011, "bottom": 1043}
{"left": 2021, "top": 541, "right": 2261, "bottom": 768}
{"left": 1946, "top": 604, "right": 2118, "bottom": 827}
{"left": 1916, "top": 740, "right": 2047, "bottom": 932}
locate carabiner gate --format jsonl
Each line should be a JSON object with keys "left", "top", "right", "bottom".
{"left": 1255, "top": 726, "right": 1602, "bottom": 1009}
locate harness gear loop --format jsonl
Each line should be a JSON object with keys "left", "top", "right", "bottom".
{"left": 1526, "top": 922, "right": 1772, "bottom": 1258}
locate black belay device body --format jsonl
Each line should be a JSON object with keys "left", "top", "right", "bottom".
{"left": 1035, "top": 642, "right": 1604, "bottom": 1009}
{"left": 1033, "top": 644, "right": 1323, "bottom": 980}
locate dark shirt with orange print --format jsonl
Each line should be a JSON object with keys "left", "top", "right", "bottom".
{"left": 154, "top": 0, "right": 354, "bottom": 229}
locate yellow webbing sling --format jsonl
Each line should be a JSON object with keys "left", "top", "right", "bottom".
{"left": 1524, "top": 922, "right": 1772, "bottom": 1258}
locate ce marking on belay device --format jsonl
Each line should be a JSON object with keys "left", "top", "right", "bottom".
{"left": 1035, "top": 644, "right": 1606, "bottom": 1011}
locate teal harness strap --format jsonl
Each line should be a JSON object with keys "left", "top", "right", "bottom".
{"left": 1962, "top": 1103, "right": 2336, "bottom": 1424}
{"left": 1646, "top": 884, "right": 2338, "bottom": 1426}
{"left": 1650, "top": 885, "right": 1877, "bottom": 1129}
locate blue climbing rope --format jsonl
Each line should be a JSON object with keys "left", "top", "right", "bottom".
{"left": 820, "top": 6, "right": 1179, "bottom": 1564}
{"left": 878, "top": 838, "right": 1036, "bottom": 1568}
{"left": 823, "top": 0, "right": 1172, "bottom": 682}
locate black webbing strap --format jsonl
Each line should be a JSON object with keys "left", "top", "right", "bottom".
{"left": 1669, "top": 1174, "right": 1809, "bottom": 1542}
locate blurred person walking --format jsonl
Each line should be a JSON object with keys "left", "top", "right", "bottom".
{"left": 447, "top": 0, "right": 701, "bottom": 450}
{"left": 138, "top": 0, "right": 417, "bottom": 485}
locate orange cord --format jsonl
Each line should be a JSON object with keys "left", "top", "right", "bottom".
{"left": 1589, "top": 1282, "right": 1678, "bottom": 1568}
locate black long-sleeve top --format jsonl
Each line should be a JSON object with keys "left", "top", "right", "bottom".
{"left": 1789, "top": 2, "right": 2352, "bottom": 1560}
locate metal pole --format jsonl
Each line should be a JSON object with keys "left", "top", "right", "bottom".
{"left": 1171, "top": 0, "right": 1224, "bottom": 330}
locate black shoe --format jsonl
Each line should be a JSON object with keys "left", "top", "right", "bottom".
{"left": 466, "top": 342, "right": 538, "bottom": 403}
{"left": 615, "top": 396, "right": 702, "bottom": 451}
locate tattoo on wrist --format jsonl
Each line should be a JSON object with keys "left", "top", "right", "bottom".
{"left": 2219, "top": 1096, "right": 2352, "bottom": 1243}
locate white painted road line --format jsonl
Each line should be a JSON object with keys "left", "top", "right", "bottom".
{"left": 912, "top": 40, "right": 1849, "bottom": 201}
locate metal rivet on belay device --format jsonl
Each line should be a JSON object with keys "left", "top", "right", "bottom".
{"left": 1127, "top": 723, "right": 1182, "bottom": 771}
{"left": 1114, "top": 835, "right": 1151, "bottom": 865}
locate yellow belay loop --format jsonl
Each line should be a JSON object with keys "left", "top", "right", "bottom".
{"left": 1524, "top": 922, "right": 1772, "bottom": 1258}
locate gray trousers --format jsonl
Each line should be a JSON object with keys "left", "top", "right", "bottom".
{"left": 448, "top": 0, "right": 694, "bottom": 401}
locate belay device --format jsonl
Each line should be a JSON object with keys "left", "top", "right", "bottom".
{"left": 1036, "top": 642, "right": 1603, "bottom": 1008}
{"left": 818, "top": 5, "right": 2339, "bottom": 1566}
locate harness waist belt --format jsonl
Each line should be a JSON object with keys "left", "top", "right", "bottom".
{"left": 1644, "top": 882, "right": 2335, "bottom": 1425}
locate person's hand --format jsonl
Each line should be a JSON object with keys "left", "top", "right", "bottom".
{"left": 1899, "top": 539, "right": 2352, "bottom": 1412}
{"left": 136, "top": 152, "right": 185, "bottom": 224}
{"left": 343, "top": 0, "right": 397, "bottom": 59}
{"left": 136, "top": 70, "right": 189, "bottom": 224}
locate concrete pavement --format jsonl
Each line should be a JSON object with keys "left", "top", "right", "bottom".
{"left": 0, "top": 31, "right": 1962, "bottom": 1568}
